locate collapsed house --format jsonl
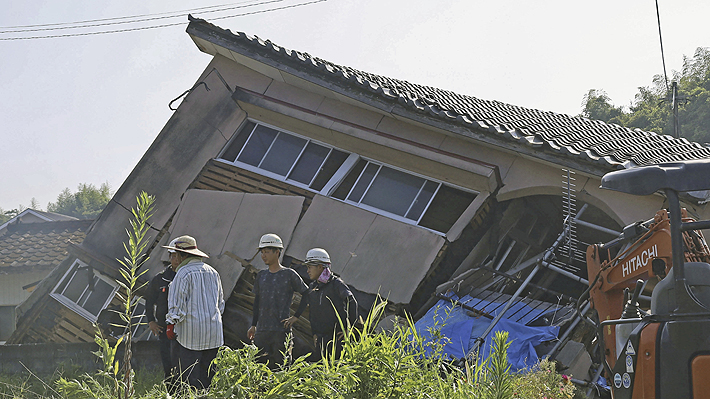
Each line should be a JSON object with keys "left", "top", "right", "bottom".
{"left": 0, "top": 215, "right": 91, "bottom": 343}
{"left": 8, "top": 16, "right": 710, "bottom": 386}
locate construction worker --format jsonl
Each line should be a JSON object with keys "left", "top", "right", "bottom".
{"left": 164, "top": 235, "right": 224, "bottom": 390}
{"left": 285, "top": 248, "right": 358, "bottom": 360}
{"left": 247, "top": 233, "right": 308, "bottom": 368}
{"left": 145, "top": 238, "right": 179, "bottom": 385}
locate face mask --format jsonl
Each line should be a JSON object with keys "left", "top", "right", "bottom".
{"left": 317, "top": 266, "right": 332, "bottom": 283}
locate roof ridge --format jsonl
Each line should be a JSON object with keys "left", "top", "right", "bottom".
{"left": 186, "top": 16, "right": 710, "bottom": 169}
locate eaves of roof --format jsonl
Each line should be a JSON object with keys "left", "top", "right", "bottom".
{"left": 185, "top": 16, "right": 710, "bottom": 176}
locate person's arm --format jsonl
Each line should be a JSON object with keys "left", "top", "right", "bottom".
{"left": 294, "top": 290, "right": 309, "bottom": 318}
{"left": 337, "top": 280, "right": 359, "bottom": 327}
{"left": 217, "top": 272, "right": 225, "bottom": 315}
{"left": 165, "top": 273, "right": 187, "bottom": 326}
{"left": 144, "top": 275, "right": 163, "bottom": 336}
{"left": 283, "top": 270, "right": 309, "bottom": 328}
{"left": 284, "top": 289, "right": 310, "bottom": 328}
{"left": 248, "top": 274, "right": 260, "bottom": 340}
{"left": 144, "top": 275, "right": 158, "bottom": 322}
{"left": 251, "top": 294, "right": 260, "bottom": 327}
{"left": 291, "top": 268, "right": 309, "bottom": 294}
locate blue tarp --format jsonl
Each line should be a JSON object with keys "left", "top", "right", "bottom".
{"left": 413, "top": 294, "right": 559, "bottom": 371}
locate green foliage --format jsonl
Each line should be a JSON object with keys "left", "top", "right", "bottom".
{"left": 47, "top": 182, "right": 112, "bottom": 219}
{"left": 580, "top": 47, "right": 710, "bottom": 143}
{"left": 0, "top": 207, "right": 22, "bottom": 225}
{"left": 581, "top": 89, "right": 627, "bottom": 126}
{"left": 13, "top": 295, "right": 576, "bottom": 399}
{"left": 210, "top": 299, "right": 575, "bottom": 399}
{"left": 511, "top": 359, "right": 576, "bottom": 399}
{"left": 56, "top": 191, "right": 155, "bottom": 399}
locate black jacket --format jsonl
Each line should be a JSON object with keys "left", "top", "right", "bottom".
{"left": 295, "top": 275, "right": 358, "bottom": 336}
{"left": 144, "top": 266, "right": 176, "bottom": 327}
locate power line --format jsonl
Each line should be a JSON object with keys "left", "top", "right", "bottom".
{"left": 0, "top": 0, "right": 326, "bottom": 41}
{"left": 0, "top": 0, "right": 284, "bottom": 34}
{"left": 0, "top": 1, "right": 258, "bottom": 29}
{"left": 655, "top": 0, "right": 670, "bottom": 92}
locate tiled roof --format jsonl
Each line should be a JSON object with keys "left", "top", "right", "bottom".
{"left": 187, "top": 16, "right": 710, "bottom": 171}
{"left": 0, "top": 220, "right": 93, "bottom": 271}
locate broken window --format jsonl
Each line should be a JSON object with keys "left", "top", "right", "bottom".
{"left": 51, "top": 259, "right": 118, "bottom": 322}
{"left": 218, "top": 120, "right": 477, "bottom": 234}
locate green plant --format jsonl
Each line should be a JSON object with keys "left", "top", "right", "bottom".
{"left": 511, "top": 359, "right": 576, "bottom": 399}
{"left": 56, "top": 191, "right": 156, "bottom": 399}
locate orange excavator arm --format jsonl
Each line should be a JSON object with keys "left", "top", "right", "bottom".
{"left": 586, "top": 209, "right": 710, "bottom": 363}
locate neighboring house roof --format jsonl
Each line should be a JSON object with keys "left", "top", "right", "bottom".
{"left": 0, "top": 209, "right": 78, "bottom": 233}
{"left": 0, "top": 220, "right": 93, "bottom": 272}
{"left": 186, "top": 16, "right": 710, "bottom": 171}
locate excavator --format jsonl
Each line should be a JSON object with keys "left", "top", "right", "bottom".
{"left": 585, "top": 160, "right": 710, "bottom": 398}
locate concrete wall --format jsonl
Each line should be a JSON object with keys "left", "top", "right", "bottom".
{"left": 82, "top": 57, "right": 247, "bottom": 270}
{"left": 497, "top": 155, "right": 669, "bottom": 226}
{"left": 0, "top": 341, "right": 161, "bottom": 375}
{"left": 0, "top": 271, "right": 49, "bottom": 306}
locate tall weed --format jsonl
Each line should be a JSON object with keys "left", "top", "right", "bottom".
{"left": 56, "top": 191, "right": 156, "bottom": 399}
{"left": 207, "top": 297, "right": 564, "bottom": 399}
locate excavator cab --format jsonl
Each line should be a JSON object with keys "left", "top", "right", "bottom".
{"left": 598, "top": 160, "right": 710, "bottom": 398}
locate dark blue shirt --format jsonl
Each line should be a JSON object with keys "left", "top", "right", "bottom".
{"left": 252, "top": 267, "right": 308, "bottom": 332}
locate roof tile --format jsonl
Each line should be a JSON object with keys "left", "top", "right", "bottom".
{"left": 0, "top": 220, "right": 92, "bottom": 272}
{"left": 187, "top": 17, "right": 710, "bottom": 170}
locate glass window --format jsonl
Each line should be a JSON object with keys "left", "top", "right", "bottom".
{"left": 52, "top": 260, "right": 118, "bottom": 321}
{"left": 260, "top": 133, "right": 307, "bottom": 176}
{"left": 61, "top": 266, "right": 91, "bottom": 303}
{"left": 81, "top": 278, "right": 116, "bottom": 317}
{"left": 220, "top": 122, "right": 352, "bottom": 192}
{"left": 360, "top": 166, "right": 427, "bottom": 217}
{"left": 419, "top": 185, "right": 478, "bottom": 233}
{"left": 218, "top": 120, "right": 478, "bottom": 234}
{"left": 406, "top": 180, "right": 439, "bottom": 221}
{"left": 221, "top": 121, "right": 255, "bottom": 162}
{"left": 348, "top": 163, "right": 380, "bottom": 203}
{"left": 237, "top": 125, "right": 278, "bottom": 167}
{"left": 332, "top": 159, "right": 367, "bottom": 200}
{"left": 288, "top": 142, "right": 331, "bottom": 185}
{"left": 310, "top": 149, "right": 349, "bottom": 191}
{"left": 334, "top": 160, "right": 476, "bottom": 233}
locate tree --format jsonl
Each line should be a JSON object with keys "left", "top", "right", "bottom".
{"left": 580, "top": 47, "right": 710, "bottom": 143}
{"left": 47, "top": 182, "right": 112, "bottom": 219}
{"left": 0, "top": 207, "right": 24, "bottom": 225}
{"left": 580, "top": 89, "right": 627, "bottom": 125}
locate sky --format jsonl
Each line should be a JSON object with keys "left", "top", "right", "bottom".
{"left": 1, "top": 0, "right": 708, "bottom": 211}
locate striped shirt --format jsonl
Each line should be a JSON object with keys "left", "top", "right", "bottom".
{"left": 166, "top": 257, "right": 225, "bottom": 351}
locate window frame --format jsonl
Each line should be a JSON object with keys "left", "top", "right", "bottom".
{"left": 338, "top": 159, "right": 443, "bottom": 225}
{"left": 50, "top": 259, "right": 119, "bottom": 323}
{"left": 218, "top": 121, "right": 342, "bottom": 191}
{"left": 218, "top": 119, "right": 479, "bottom": 234}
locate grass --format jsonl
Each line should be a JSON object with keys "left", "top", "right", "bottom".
{"left": 1, "top": 309, "right": 576, "bottom": 399}
{"left": 0, "top": 366, "right": 164, "bottom": 399}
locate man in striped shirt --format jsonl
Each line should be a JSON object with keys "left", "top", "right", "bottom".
{"left": 165, "top": 235, "right": 224, "bottom": 390}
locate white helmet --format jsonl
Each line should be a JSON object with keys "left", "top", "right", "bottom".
{"left": 258, "top": 233, "right": 284, "bottom": 249}
{"left": 305, "top": 248, "right": 330, "bottom": 265}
